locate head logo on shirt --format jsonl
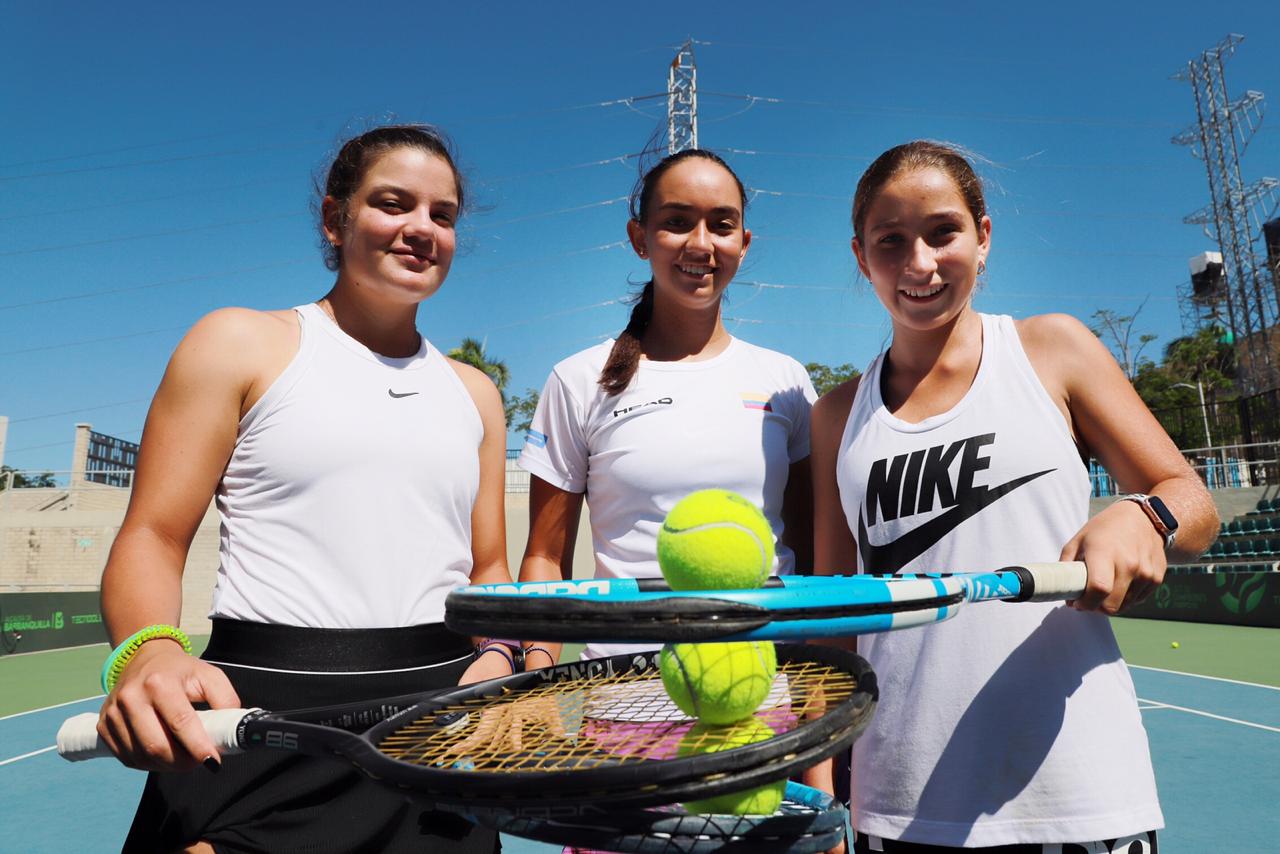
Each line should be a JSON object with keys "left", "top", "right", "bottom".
{"left": 612, "top": 397, "right": 674, "bottom": 418}
{"left": 740, "top": 392, "right": 773, "bottom": 412}
{"left": 856, "top": 432, "right": 1055, "bottom": 572}
{"left": 525, "top": 429, "right": 548, "bottom": 449}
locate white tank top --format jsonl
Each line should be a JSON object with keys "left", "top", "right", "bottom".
{"left": 836, "top": 313, "right": 1162, "bottom": 846}
{"left": 210, "top": 303, "right": 482, "bottom": 628}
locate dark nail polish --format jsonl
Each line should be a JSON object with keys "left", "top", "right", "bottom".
{"left": 203, "top": 757, "right": 221, "bottom": 773}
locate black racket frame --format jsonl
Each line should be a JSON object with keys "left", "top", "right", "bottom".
{"left": 233, "top": 644, "right": 877, "bottom": 810}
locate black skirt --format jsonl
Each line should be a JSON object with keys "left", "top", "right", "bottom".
{"left": 123, "top": 619, "right": 500, "bottom": 854}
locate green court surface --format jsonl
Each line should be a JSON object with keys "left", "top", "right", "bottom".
{"left": 1110, "top": 617, "right": 1280, "bottom": 686}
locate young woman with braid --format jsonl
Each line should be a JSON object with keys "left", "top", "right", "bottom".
{"left": 517, "top": 149, "right": 817, "bottom": 662}
{"left": 94, "top": 125, "right": 515, "bottom": 853}
{"left": 807, "top": 141, "right": 1218, "bottom": 853}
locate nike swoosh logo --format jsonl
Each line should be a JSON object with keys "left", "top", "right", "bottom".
{"left": 388, "top": 390, "right": 419, "bottom": 399}
{"left": 858, "top": 469, "right": 1055, "bottom": 572}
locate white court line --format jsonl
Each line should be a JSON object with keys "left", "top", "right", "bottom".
{"left": 1139, "top": 699, "right": 1280, "bottom": 734}
{"left": 0, "top": 745, "right": 56, "bottom": 766}
{"left": 0, "top": 694, "right": 103, "bottom": 721}
{"left": 1129, "top": 664, "right": 1280, "bottom": 691}
{"left": 0, "top": 642, "right": 109, "bottom": 658}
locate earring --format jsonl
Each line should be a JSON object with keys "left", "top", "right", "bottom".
{"left": 977, "top": 261, "right": 986, "bottom": 275}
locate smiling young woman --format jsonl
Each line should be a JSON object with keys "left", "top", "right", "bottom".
{"left": 515, "top": 149, "right": 817, "bottom": 664}
{"left": 94, "top": 125, "right": 511, "bottom": 853}
{"left": 807, "top": 140, "right": 1218, "bottom": 853}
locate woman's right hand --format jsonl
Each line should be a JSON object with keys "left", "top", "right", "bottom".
{"left": 96, "top": 640, "right": 241, "bottom": 772}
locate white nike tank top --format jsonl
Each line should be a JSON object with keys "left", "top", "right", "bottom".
{"left": 210, "top": 303, "right": 482, "bottom": 628}
{"left": 836, "top": 313, "right": 1162, "bottom": 846}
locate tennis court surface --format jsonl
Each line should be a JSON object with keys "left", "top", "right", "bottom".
{"left": 2, "top": 618, "right": 1277, "bottom": 852}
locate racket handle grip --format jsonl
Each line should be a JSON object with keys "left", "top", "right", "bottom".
{"left": 57, "top": 709, "right": 253, "bottom": 762}
{"left": 1019, "top": 561, "right": 1088, "bottom": 601}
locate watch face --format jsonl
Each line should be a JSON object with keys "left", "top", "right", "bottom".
{"left": 1147, "top": 495, "right": 1179, "bottom": 531}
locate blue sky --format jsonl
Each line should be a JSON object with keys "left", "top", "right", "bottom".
{"left": 3, "top": 1, "right": 1279, "bottom": 473}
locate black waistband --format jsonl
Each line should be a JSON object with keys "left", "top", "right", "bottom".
{"left": 202, "top": 618, "right": 472, "bottom": 672}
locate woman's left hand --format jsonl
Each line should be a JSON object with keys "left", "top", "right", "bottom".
{"left": 1059, "top": 499, "right": 1167, "bottom": 614}
{"left": 458, "top": 647, "right": 520, "bottom": 686}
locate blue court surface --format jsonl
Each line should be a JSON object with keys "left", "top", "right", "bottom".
{"left": 2, "top": 665, "right": 1277, "bottom": 852}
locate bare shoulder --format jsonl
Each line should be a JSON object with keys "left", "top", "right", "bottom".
{"left": 1015, "top": 313, "right": 1116, "bottom": 390}
{"left": 813, "top": 375, "right": 862, "bottom": 427}
{"left": 1015, "top": 312, "right": 1098, "bottom": 352}
{"left": 164, "top": 308, "right": 301, "bottom": 414}
{"left": 446, "top": 359, "right": 504, "bottom": 416}
{"left": 181, "top": 307, "right": 296, "bottom": 354}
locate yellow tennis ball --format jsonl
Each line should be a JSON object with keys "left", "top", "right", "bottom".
{"left": 660, "top": 640, "right": 777, "bottom": 724}
{"left": 677, "top": 718, "right": 786, "bottom": 815}
{"left": 1171, "top": 641, "right": 1180, "bottom": 649}
{"left": 657, "top": 489, "right": 775, "bottom": 590}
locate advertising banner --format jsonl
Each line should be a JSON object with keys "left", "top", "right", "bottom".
{"left": 0, "top": 591, "right": 107, "bottom": 654}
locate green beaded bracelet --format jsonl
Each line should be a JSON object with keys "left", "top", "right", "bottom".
{"left": 101, "top": 624, "right": 193, "bottom": 693}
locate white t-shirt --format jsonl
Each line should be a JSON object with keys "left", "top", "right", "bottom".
{"left": 519, "top": 337, "right": 816, "bottom": 658}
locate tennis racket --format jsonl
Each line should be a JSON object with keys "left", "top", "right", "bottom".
{"left": 445, "top": 562, "right": 1088, "bottom": 643}
{"left": 58, "top": 644, "right": 876, "bottom": 811}
{"left": 471, "top": 781, "right": 848, "bottom": 853}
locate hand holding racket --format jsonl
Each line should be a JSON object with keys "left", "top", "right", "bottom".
{"left": 95, "top": 638, "right": 241, "bottom": 772}
{"left": 60, "top": 645, "right": 876, "bottom": 813}
{"left": 445, "top": 561, "right": 1088, "bottom": 643}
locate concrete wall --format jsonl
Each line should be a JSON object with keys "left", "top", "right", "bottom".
{"left": 1, "top": 492, "right": 595, "bottom": 637}
{"left": 4, "top": 481, "right": 1269, "bottom": 638}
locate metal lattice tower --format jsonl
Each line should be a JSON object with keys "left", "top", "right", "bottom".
{"left": 1173, "top": 34, "right": 1280, "bottom": 394}
{"left": 667, "top": 41, "right": 698, "bottom": 154}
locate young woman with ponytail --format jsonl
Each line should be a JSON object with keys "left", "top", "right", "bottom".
{"left": 516, "top": 149, "right": 817, "bottom": 662}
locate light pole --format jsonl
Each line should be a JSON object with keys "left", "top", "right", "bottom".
{"left": 1172, "top": 380, "right": 1217, "bottom": 486}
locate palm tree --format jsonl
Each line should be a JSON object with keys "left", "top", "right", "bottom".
{"left": 447, "top": 338, "right": 511, "bottom": 419}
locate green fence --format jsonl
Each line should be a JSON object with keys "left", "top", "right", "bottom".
{"left": 1123, "top": 572, "right": 1280, "bottom": 628}
{"left": 0, "top": 591, "right": 108, "bottom": 653}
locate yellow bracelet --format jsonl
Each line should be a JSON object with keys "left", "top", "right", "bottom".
{"left": 101, "top": 624, "right": 192, "bottom": 693}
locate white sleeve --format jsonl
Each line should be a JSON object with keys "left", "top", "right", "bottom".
{"left": 783, "top": 364, "right": 818, "bottom": 463}
{"left": 517, "top": 369, "right": 590, "bottom": 493}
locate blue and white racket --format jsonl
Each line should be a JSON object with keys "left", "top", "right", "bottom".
{"left": 445, "top": 562, "right": 1087, "bottom": 642}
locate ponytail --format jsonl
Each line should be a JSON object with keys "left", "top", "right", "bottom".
{"left": 597, "top": 282, "right": 655, "bottom": 395}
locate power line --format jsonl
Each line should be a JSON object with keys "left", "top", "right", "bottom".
{"left": 0, "top": 259, "right": 310, "bottom": 312}
{"left": 0, "top": 325, "right": 188, "bottom": 359}
{"left": 0, "top": 176, "right": 299, "bottom": 223}
{"left": 7, "top": 399, "right": 152, "bottom": 424}
{"left": 0, "top": 212, "right": 304, "bottom": 258}
{"left": 0, "top": 140, "right": 325, "bottom": 182}
{"left": 471, "top": 197, "right": 629, "bottom": 228}
{"left": 701, "top": 91, "right": 1180, "bottom": 130}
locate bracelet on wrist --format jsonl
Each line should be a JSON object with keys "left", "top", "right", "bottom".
{"left": 101, "top": 624, "right": 193, "bottom": 693}
{"left": 473, "top": 639, "right": 521, "bottom": 672}
{"left": 523, "top": 645, "right": 554, "bottom": 666}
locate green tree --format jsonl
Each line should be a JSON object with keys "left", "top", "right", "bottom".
{"left": 447, "top": 338, "right": 510, "bottom": 393}
{"left": 805, "top": 362, "right": 861, "bottom": 398}
{"left": 0, "top": 465, "right": 56, "bottom": 489}
{"left": 505, "top": 388, "right": 541, "bottom": 433}
{"left": 1090, "top": 301, "right": 1157, "bottom": 380}
{"left": 1132, "top": 326, "right": 1237, "bottom": 448}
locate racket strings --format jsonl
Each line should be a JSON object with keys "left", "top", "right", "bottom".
{"left": 375, "top": 660, "right": 859, "bottom": 772}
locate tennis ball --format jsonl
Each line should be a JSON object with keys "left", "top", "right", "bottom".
{"left": 1171, "top": 641, "right": 1180, "bottom": 649}
{"left": 658, "top": 489, "right": 775, "bottom": 590}
{"left": 660, "top": 640, "right": 777, "bottom": 724}
{"left": 677, "top": 718, "right": 786, "bottom": 815}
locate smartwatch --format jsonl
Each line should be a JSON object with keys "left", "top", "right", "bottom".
{"left": 1116, "top": 493, "right": 1178, "bottom": 550}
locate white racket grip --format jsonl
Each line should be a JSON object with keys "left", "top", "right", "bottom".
{"left": 57, "top": 708, "right": 255, "bottom": 762}
{"left": 1021, "top": 561, "right": 1088, "bottom": 601}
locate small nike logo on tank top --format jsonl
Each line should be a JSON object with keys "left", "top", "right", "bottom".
{"left": 388, "top": 390, "right": 419, "bottom": 399}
